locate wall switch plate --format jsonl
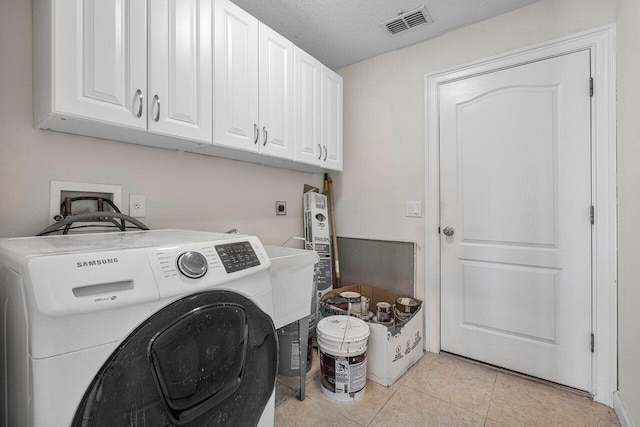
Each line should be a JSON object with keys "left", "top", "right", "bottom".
{"left": 406, "top": 201, "right": 422, "bottom": 218}
{"left": 276, "top": 201, "right": 287, "bottom": 216}
{"left": 129, "top": 194, "right": 146, "bottom": 218}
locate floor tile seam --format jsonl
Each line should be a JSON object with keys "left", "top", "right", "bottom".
{"left": 485, "top": 368, "right": 500, "bottom": 418}
{"left": 294, "top": 386, "right": 365, "bottom": 425}
{"left": 278, "top": 392, "right": 302, "bottom": 409}
{"left": 399, "top": 382, "right": 490, "bottom": 419}
{"left": 445, "top": 353, "right": 592, "bottom": 400}
{"left": 276, "top": 383, "right": 300, "bottom": 392}
{"left": 484, "top": 417, "right": 523, "bottom": 427}
{"left": 325, "top": 399, "right": 368, "bottom": 427}
{"left": 493, "top": 372, "right": 601, "bottom": 415}
{"left": 277, "top": 392, "right": 366, "bottom": 427}
{"left": 274, "top": 392, "right": 296, "bottom": 408}
{"left": 364, "top": 382, "right": 402, "bottom": 427}
{"left": 304, "top": 385, "right": 398, "bottom": 427}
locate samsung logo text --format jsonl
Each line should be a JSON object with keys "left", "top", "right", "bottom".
{"left": 77, "top": 258, "right": 119, "bottom": 268}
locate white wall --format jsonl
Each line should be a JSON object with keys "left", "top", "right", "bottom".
{"left": 616, "top": 0, "right": 640, "bottom": 423}
{"left": 0, "top": 0, "right": 322, "bottom": 245}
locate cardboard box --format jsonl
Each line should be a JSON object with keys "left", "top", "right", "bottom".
{"left": 319, "top": 284, "right": 424, "bottom": 387}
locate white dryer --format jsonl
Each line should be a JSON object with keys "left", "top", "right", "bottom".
{"left": 0, "top": 229, "right": 278, "bottom": 427}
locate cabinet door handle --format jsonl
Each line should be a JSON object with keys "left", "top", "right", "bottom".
{"left": 134, "top": 89, "right": 143, "bottom": 118}
{"left": 263, "top": 126, "right": 268, "bottom": 146}
{"left": 254, "top": 124, "right": 259, "bottom": 144}
{"left": 323, "top": 145, "right": 328, "bottom": 161}
{"left": 152, "top": 95, "right": 160, "bottom": 122}
{"left": 317, "top": 144, "right": 322, "bottom": 160}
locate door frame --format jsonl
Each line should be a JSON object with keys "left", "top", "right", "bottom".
{"left": 424, "top": 25, "right": 616, "bottom": 406}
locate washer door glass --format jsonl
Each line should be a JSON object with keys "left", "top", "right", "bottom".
{"left": 72, "top": 291, "right": 277, "bottom": 427}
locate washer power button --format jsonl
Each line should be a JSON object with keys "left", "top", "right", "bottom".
{"left": 176, "top": 251, "right": 208, "bottom": 279}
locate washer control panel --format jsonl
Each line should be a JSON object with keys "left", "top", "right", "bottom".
{"left": 149, "top": 235, "right": 270, "bottom": 300}
{"left": 215, "top": 241, "right": 260, "bottom": 274}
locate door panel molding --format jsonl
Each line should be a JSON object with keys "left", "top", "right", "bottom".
{"left": 425, "top": 24, "right": 616, "bottom": 406}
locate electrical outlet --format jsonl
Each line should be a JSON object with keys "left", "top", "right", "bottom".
{"left": 276, "top": 201, "right": 287, "bottom": 216}
{"left": 129, "top": 194, "right": 146, "bottom": 218}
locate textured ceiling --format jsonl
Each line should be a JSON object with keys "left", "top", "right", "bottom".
{"left": 230, "top": 0, "right": 542, "bottom": 69}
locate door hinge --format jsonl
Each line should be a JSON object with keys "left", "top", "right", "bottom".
{"left": 591, "top": 333, "right": 595, "bottom": 353}
{"left": 590, "top": 77, "right": 594, "bottom": 97}
{"left": 590, "top": 205, "right": 595, "bottom": 225}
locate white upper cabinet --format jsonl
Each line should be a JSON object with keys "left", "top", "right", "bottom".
{"left": 148, "top": 0, "right": 213, "bottom": 143}
{"left": 33, "top": 0, "right": 342, "bottom": 172}
{"left": 213, "top": 0, "right": 259, "bottom": 152}
{"left": 293, "top": 47, "right": 322, "bottom": 167}
{"left": 321, "top": 66, "right": 344, "bottom": 171}
{"left": 34, "top": 0, "right": 147, "bottom": 129}
{"left": 258, "top": 24, "right": 294, "bottom": 159}
{"left": 213, "top": 0, "right": 293, "bottom": 159}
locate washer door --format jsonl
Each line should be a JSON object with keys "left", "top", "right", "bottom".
{"left": 72, "top": 291, "right": 277, "bottom": 426}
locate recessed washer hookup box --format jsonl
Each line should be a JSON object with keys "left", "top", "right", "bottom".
{"left": 319, "top": 284, "right": 424, "bottom": 387}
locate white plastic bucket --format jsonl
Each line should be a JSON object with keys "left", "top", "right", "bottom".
{"left": 316, "top": 315, "right": 370, "bottom": 401}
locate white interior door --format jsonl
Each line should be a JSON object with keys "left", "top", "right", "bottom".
{"left": 439, "top": 50, "right": 592, "bottom": 391}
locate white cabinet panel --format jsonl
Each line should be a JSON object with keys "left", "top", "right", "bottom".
{"left": 293, "top": 47, "right": 322, "bottom": 166}
{"left": 45, "top": 0, "right": 146, "bottom": 129}
{"left": 258, "top": 24, "right": 294, "bottom": 159}
{"left": 321, "top": 66, "right": 343, "bottom": 171}
{"left": 148, "top": 0, "right": 212, "bottom": 142}
{"left": 213, "top": 0, "right": 259, "bottom": 152}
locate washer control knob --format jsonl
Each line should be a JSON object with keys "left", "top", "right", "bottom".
{"left": 176, "top": 251, "right": 208, "bottom": 279}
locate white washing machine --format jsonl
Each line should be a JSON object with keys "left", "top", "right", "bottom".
{"left": 0, "top": 229, "right": 278, "bottom": 427}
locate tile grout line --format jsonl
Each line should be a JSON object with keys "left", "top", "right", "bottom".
{"left": 483, "top": 371, "right": 500, "bottom": 426}
{"left": 401, "top": 379, "right": 490, "bottom": 419}
{"left": 365, "top": 383, "right": 402, "bottom": 427}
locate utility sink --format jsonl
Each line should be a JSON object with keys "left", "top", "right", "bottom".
{"left": 264, "top": 246, "right": 317, "bottom": 329}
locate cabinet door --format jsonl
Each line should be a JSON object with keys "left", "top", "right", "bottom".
{"left": 54, "top": 0, "right": 146, "bottom": 128}
{"left": 321, "top": 66, "right": 343, "bottom": 171}
{"left": 258, "top": 24, "right": 294, "bottom": 159}
{"left": 293, "top": 47, "right": 322, "bottom": 166}
{"left": 148, "top": 0, "right": 212, "bottom": 143}
{"left": 213, "top": 0, "right": 259, "bottom": 152}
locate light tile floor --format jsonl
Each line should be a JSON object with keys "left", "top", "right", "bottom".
{"left": 274, "top": 351, "right": 620, "bottom": 427}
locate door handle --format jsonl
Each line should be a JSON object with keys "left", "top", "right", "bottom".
{"left": 263, "top": 126, "right": 268, "bottom": 146}
{"left": 443, "top": 226, "right": 455, "bottom": 236}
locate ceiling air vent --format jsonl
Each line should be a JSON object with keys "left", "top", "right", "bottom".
{"left": 381, "top": 6, "right": 432, "bottom": 35}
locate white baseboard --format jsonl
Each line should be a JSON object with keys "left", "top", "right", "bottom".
{"left": 614, "top": 391, "right": 634, "bottom": 427}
